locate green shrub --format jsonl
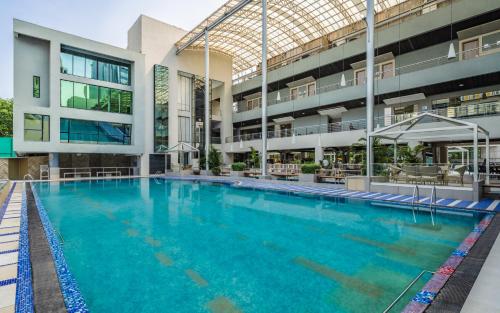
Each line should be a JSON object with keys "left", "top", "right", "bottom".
{"left": 208, "top": 145, "right": 222, "bottom": 175}
{"left": 301, "top": 163, "right": 321, "bottom": 174}
{"left": 231, "top": 162, "right": 246, "bottom": 171}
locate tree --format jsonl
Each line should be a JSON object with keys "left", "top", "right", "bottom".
{"left": 398, "top": 144, "right": 428, "bottom": 164}
{"left": 208, "top": 145, "right": 222, "bottom": 175}
{"left": 0, "top": 98, "right": 13, "bottom": 137}
{"left": 248, "top": 146, "right": 260, "bottom": 169}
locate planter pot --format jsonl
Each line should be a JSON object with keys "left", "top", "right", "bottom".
{"left": 230, "top": 171, "right": 245, "bottom": 177}
{"left": 299, "top": 173, "right": 317, "bottom": 183}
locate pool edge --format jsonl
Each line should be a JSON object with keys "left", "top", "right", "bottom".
{"left": 30, "top": 183, "right": 89, "bottom": 313}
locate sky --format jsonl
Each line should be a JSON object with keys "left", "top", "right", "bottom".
{"left": 0, "top": 0, "right": 226, "bottom": 99}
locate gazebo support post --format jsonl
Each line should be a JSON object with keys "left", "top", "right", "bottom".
{"left": 366, "top": 0, "right": 375, "bottom": 185}
{"left": 393, "top": 140, "right": 397, "bottom": 164}
{"left": 486, "top": 135, "right": 490, "bottom": 184}
{"left": 473, "top": 126, "right": 478, "bottom": 182}
{"left": 204, "top": 29, "right": 210, "bottom": 174}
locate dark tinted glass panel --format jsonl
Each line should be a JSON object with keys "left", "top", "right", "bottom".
{"left": 98, "top": 62, "right": 110, "bottom": 81}
{"left": 60, "top": 53, "right": 73, "bottom": 74}
{"left": 87, "top": 85, "right": 99, "bottom": 110}
{"left": 85, "top": 57, "right": 98, "bottom": 79}
{"left": 110, "top": 64, "right": 119, "bottom": 84}
{"left": 73, "top": 55, "right": 85, "bottom": 77}
{"left": 119, "top": 66, "right": 129, "bottom": 85}
{"left": 33, "top": 76, "right": 40, "bottom": 98}
{"left": 120, "top": 91, "right": 132, "bottom": 114}
{"left": 60, "top": 80, "right": 74, "bottom": 107}
{"left": 110, "top": 89, "right": 120, "bottom": 113}
{"left": 60, "top": 118, "right": 130, "bottom": 145}
{"left": 99, "top": 87, "right": 110, "bottom": 111}
{"left": 154, "top": 65, "right": 169, "bottom": 151}
{"left": 73, "top": 82, "right": 87, "bottom": 109}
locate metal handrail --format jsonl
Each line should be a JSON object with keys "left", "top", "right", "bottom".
{"left": 382, "top": 270, "right": 434, "bottom": 313}
{"left": 411, "top": 184, "right": 419, "bottom": 223}
{"left": 429, "top": 185, "right": 437, "bottom": 226}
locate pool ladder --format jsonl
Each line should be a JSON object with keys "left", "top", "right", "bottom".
{"left": 411, "top": 184, "right": 437, "bottom": 225}
{"left": 382, "top": 269, "right": 435, "bottom": 313}
{"left": 153, "top": 171, "right": 163, "bottom": 184}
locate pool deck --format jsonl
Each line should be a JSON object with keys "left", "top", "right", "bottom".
{"left": 164, "top": 175, "right": 500, "bottom": 212}
{"left": 0, "top": 183, "right": 23, "bottom": 313}
{"left": 0, "top": 177, "right": 498, "bottom": 312}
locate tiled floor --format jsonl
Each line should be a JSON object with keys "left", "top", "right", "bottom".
{"left": 0, "top": 184, "right": 22, "bottom": 313}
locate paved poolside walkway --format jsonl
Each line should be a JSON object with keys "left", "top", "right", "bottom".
{"left": 165, "top": 175, "right": 500, "bottom": 212}
{"left": 0, "top": 183, "right": 22, "bottom": 313}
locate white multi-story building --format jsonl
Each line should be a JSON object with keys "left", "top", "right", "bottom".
{"left": 12, "top": 0, "right": 500, "bottom": 178}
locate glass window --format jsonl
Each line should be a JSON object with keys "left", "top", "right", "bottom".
{"left": 381, "top": 62, "right": 394, "bottom": 79}
{"left": 87, "top": 85, "right": 99, "bottom": 110}
{"left": 60, "top": 52, "right": 73, "bottom": 74}
{"left": 290, "top": 88, "right": 298, "bottom": 100}
{"left": 60, "top": 118, "right": 131, "bottom": 145}
{"left": 85, "top": 57, "right": 98, "bottom": 80}
{"left": 99, "top": 87, "right": 110, "bottom": 112}
{"left": 178, "top": 116, "right": 191, "bottom": 142}
{"left": 110, "top": 89, "right": 120, "bottom": 113}
{"left": 73, "top": 82, "right": 87, "bottom": 109}
{"left": 98, "top": 62, "right": 110, "bottom": 82}
{"left": 356, "top": 69, "right": 366, "bottom": 85}
{"left": 60, "top": 80, "right": 74, "bottom": 107}
{"left": 178, "top": 75, "right": 192, "bottom": 111}
{"left": 33, "top": 76, "right": 40, "bottom": 98}
{"left": 120, "top": 91, "right": 132, "bottom": 114}
{"left": 154, "top": 64, "right": 169, "bottom": 151}
{"left": 462, "top": 39, "right": 479, "bottom": 60}
{"left": 24, "top": 113, "right": 49, "bottom": 142}
{"left": 110, "top": 64, "right": 119, "bottom": 84}
{"left": 73, "top": 55, "right": 86, "bottom": 77}
{"left": 119, "top": 66, "right": 130, "bottom": 85}
{"left": 482, "top": 32, "right": 500, "bottom": 53}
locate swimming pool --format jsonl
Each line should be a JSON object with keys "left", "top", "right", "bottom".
{"left": 33, "top": 178, "right": 484, "bottom": 313}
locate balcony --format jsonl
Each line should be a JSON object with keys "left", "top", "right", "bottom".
{"left": 227, "top": 101, "right": 500, "bottom": 145}
{"left": 233, "top": 42, "right": 500, "bottom": 122}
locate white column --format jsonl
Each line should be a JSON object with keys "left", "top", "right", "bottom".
{"left": 366, "top": 0, "right": 375, "bottom": 183}
{"left": 261, "top": 0, "right": 268, "bottom": 177}
{"left": 393, "top": 140, "right": 397, "bottom": 164}
{"left": 473, "top": 126, "right": 478, "bottom": 182}
{"left": 486, "top": 135, "right": 490, "bottom": 184}
{"left": 204, "top": 29, "right": 210, "bottom": 172}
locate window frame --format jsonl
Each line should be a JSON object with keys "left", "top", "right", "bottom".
{"left": 33, "top": 76, "right": 40, "bottom": 98}
{"left": 459, "top": 30, "right": 500, "bottom": 60}
{"left": 24, "top": 113, "right": 50, "bottom": 142}
{"left": 289, "top": 81, "right": 316, "bottom": 100}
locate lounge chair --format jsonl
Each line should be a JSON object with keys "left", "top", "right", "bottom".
{"left": 403, "top": 165, "right": 420, "bottom": 184}
{"left": 446, "top": 165, "right": 467, "bottom": 186}
{"left": 388, "top": 164, "right": 402, "bottom": 182}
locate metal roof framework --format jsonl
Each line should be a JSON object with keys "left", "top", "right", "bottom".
{"left": 175, "top": 0, "right": 403, "bottom": 75}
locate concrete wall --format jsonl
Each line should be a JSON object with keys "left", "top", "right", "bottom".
{"left": 13, "top": 19, "right": 146, "bottom": 157}
{"left": 127, "top": 15, "right": 234, "bottom": 170}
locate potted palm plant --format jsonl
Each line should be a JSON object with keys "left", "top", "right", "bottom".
{"left": 230, "top": 162, "right": 246, "bottom": 177}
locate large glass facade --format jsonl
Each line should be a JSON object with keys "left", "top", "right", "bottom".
{"left": 60, "top": 48, "right": 131, "bottom": 86}
{"left": 60, "top": 118, "right": 131, "bottom": 145}
{"left": 60, "top": 80, "right": 132, "bottom": 114}
{"left": 24, "top": 114, "right": 49, "bottom": 142}
{"left": 154, "top": 65, "right": 169, "bottom": 152}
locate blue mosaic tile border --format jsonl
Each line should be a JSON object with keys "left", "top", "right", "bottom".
{"left": 402, "top": 213, "right": 495, "bottom": 312}
{"left": 30, "top": 184, "right": 89, "bottom": 313}
{"left": 15, "top": 185, "right": 35, "bottom": 313}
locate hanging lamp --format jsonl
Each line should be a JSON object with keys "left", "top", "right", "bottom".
{"left": 447, "top": 1, "right": 456, "bottom": 59}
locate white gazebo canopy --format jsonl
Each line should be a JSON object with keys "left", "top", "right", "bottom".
{"left": 370, "top": 112, "right": 490, "bottom": 182}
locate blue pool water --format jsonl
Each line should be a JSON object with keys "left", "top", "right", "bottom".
{"left": 34, "top": 179, "right": 483, "bottom": 313}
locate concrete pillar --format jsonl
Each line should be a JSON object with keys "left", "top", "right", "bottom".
{"left": 140, "top": 154, "right": 149, "bottom": 176}
{"left": 48, "top": 153, "right": 59, "bottom": 179}
{"left": 315, "top": 145, "right": 324, "bottom": 163}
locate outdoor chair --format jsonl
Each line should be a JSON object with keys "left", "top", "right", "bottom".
{"left": 403, "top": 165, "right": 420, "bottom": 184}
{"left": 446, "top": 165, "right": 467, "bottom": 186}
{"left": 420, "top": 165, "right": 440, "bottom": 185}
{"left": 388, "top": 164, "right": 402, "bottom": 182}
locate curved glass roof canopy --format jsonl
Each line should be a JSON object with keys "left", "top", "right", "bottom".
{"left": 176, "top": 0, "right": 408, "bottom": 76}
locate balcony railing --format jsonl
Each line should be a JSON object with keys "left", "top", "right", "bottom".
{"left": 226, "top": 101, "right": 499, "bottom": 143}
{"left": 234, "top": 42, "right": 500, "bottom": 113}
